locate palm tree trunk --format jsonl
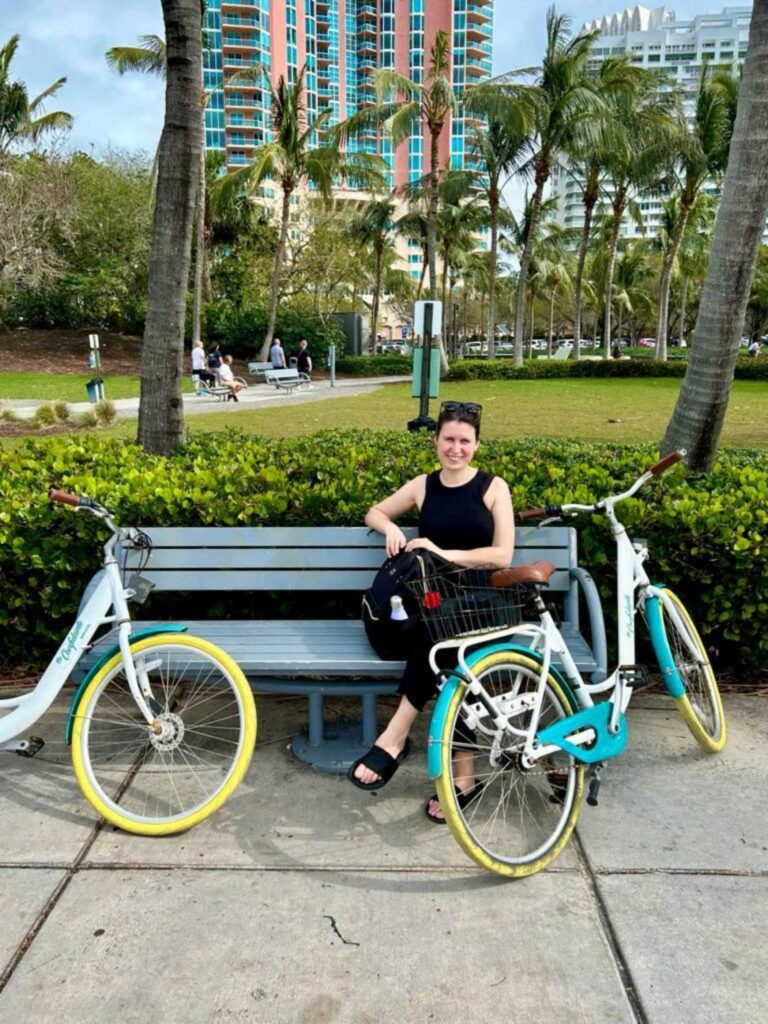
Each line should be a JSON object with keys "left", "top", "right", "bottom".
{"left": 655, "top": 196, "right": 692, "bottom": 362}
{"left": 573, "top": 170, "right": 598, "bottom": 361}
{"left": 416, "top": 257, "right": 427, "bottom": 301}
{"left": 191, "top": 105, "right": 206, "bottom": 345}
{"left": 662, "top": 0, "right": 768, "bottom": 469}
{"left": 440, "top": 255, "right": 449, "bottom": 346}
{"left": 679, "top": 274, "right": 689, "bottom": 347}
{"left": 370, "top": 242, "right": 383, "bottom": 356}
{"left": 548, "top": 286, "right": 556, "bottom": 357}
{"left": 487, "top": 191, "right": 499, "bottom": 359}
{"left": 527, "top": 293, "right": 535, "bottom": 360}
{"left": 602, "top": 189, "right": 626, "bottom": 360}
{"left": 427, "top": 127, "right": 440, "bottom": 302}
{"left": 616, "top": 296, "right": 624, "bottom": 346}
{"left": 513, "top": 159, "right": 549, "bottom": 367}
{"left": 260, "top": 185, "right": 292, "bottom": 360}
{"left": 138, "top": 0, "right": 201, "bottom": 455}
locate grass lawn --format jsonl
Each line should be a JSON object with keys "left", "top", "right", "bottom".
{"left": 89, "top": 378, "right": 768, "bottom": 448}
{"left": 0, "top": 373, "right": 192, "bottom": 402}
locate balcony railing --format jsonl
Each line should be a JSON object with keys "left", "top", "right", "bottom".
{"left": 222, "top": 16, "right": 261, "bottom": 28}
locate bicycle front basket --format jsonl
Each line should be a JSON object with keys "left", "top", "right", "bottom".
{"left": 405, "top": 568, "right": 525, "bottom": 643}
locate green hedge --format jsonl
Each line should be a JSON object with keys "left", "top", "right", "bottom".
{"left": 448, "top": 356, "right": 768, "bottom": 381}
{"left": 202, "top": 300, "right": 345, "bottom": 363}
{"left": 1, "top": 432, "right": 766, "bottom": 678}
{"left": 335, "top": 355, "right": 412, "bottom": 375}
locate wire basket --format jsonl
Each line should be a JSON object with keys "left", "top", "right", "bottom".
{"left": 405, "top": 568, "right": 526, "bottom": 643}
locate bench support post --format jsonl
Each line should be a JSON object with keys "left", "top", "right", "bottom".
{"left": 290, "top": 692, "right": 380, "bottom": 775}
{"left": 361, "top": 693, "right": 378, "bottom": 746}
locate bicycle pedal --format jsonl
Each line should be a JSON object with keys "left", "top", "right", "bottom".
{"left": 619, "top": 664, "right": 653, "bottom": 690}
{"left": 16, "top": 736, "right": 45, "bottom": 758}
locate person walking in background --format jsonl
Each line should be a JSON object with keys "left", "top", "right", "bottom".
{"left": 207, "top": 342, "right": 223, "bottom": 383}
{"left": 294, "top": 338, "right": 313, "bottom": 379}
{"left": 747, "top": 338, "right": 761, "bottom": 357}
{"left": 270, "top": 337, "right": 287, "bottom": 369}
{"left": 191, "top": 340, "right": 215, "bottom": 386}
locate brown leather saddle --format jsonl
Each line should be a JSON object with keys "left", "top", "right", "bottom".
{"left": 490, "top": 561, "right": 557, "bottom": 588}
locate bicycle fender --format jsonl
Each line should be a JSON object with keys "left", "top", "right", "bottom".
{"left": 426, "top": 642, "right": 578, "bottom": 782}
{"left": 644, "top": 589, "right": 685, "bottom": 699}
{"left": 64, "top": 626, "right": 188, "bottom": 744}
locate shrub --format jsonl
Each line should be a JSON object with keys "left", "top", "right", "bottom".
{"left": 0, "top": 406, "right": 20, "bottom": 422}
{"left": 0, "top": 432, "right": 765, "bottom": 678}
{"left": 335, "top": 355, "right": 412, "bottom": 376}
{"left": 53, "top": 401, "right": 71, "bottom": 422}
{"left": 75, "top": 411, "right": 98, "bottom": 428}
{"left": 447, "top": 356, "right": 768, "bottom": 382}
{"left": 32, "top": 404, "right": 59, "bottom": 427}
{"left": 94, "top": 400, "right": 117, "bottom": 425}
{"left": 202, "top": 300, "right": 344, "bottom": 364}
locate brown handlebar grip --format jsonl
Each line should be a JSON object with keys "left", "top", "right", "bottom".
{"left": 48, "top": 488, "right": 80, "bottom": 507}
{"left": 518, "top": 507, "right": 547, "bottom": 521}
{"left": 649, "top": 450, "right": 686, "bottom": 476}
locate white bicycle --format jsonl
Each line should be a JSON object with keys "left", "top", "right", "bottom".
{"left": 412, "top": 451, "right": 726, "bottom": 877}
{"left": 0, "top": 489, "right": 257, "bottom": 835}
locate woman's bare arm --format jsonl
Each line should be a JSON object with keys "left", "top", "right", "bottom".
{"left": 365, "top": 476, "right": 426, "bottom": 557}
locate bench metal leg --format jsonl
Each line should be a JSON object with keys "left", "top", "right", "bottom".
{"left": 290, "top": 693, "right": 380, "bottom": 775}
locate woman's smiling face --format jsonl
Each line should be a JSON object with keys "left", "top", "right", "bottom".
{"left": 435, "top": 419, "right": 479, "bottom": 471}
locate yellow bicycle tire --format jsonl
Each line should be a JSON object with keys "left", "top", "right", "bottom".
{"left": 437, "top": 650, "right": 584, "bottom": 878}
{"left": 71, "top": 634, "right": 257, "bottom": 836}
{"left": 661, "top": 590, "right": 726, "bottom": 753}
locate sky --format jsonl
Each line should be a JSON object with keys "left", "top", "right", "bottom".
{"left": 1, "top": 1, "right": 736, "bottom": 168}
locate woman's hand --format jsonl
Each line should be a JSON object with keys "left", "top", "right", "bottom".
{"left": 405, "top": 537, "right": 442, "bottom": 556}
{"left": 385, "top": 523, "right": 408, "bottom": 558}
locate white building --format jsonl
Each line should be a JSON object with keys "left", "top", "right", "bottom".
{"left": 550, "top": 5, "right": 752, "bottom": 240}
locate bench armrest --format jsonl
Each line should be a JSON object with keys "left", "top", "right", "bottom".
{"left": 569, "top": 566, "right": 607, "bottom": 683}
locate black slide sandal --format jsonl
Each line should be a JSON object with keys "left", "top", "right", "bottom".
{"left": 347, "top": 738, "right": 412, "bottom": 791}
{"left": 425, "top": 781, "right": 485, "bottom": 824}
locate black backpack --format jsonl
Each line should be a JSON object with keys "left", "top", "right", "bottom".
{"left": 362, "top": 549, "right": 451, "bottom": 660}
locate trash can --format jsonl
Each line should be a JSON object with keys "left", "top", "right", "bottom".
{"left": 86, "top": 378, "right": 104, "bottom": 403}
{"left": 288, "top": 356, "right": 298, "bottom": 369}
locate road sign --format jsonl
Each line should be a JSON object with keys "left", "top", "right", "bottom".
{"left": 414, "top": 300, "right": 442, "bottom": 336}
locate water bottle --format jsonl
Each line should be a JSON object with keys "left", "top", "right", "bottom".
{"left": 390, "top": 595, "right": 408, "bottom": 621}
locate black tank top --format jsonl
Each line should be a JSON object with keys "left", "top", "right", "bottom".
{"left": 419, "top": 470, "right": 495, "bottom": 551}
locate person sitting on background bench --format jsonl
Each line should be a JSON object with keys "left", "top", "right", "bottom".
{"left": 192, "top": 340, "right": 215, "bottom": 386}
{"left": 218, "top": 355, "right": 244, "bottom": 402}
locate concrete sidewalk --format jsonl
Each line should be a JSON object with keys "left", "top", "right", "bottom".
{"left": 5, "top": 376, "right": 412, "bottom": 421}
{"left": 0, "top": 691, "right": 765, "bottom": 1023}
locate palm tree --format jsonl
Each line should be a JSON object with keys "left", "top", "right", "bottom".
{"left": 566, "top": 57, "right": 646, "bottom": 359}
{"left": 612, "top": 240, "right": 655, "bottom": 343}
{"left": 654, "top": 67, "right": 734, "bottom": 360}
{"left": 336, "top": 30, "right": 457, "bottom": 306}
{"left": 655, "top": 193, "right": 715, "bottom": 345}
{"left": 501, "top": 7, "right": 602, "bottom": 367}
{"left": 435, "top": 173, "right": 486, "bottom": 350}
{"left": 220, "top": 64, "right": 384, "bottom": 359}
{"left": 599, "top": 75, "right": 677, "bottom": 358}
{"left": 137, "top": 0, "right": 202, "bottom": 455}
{"left": 106, "top": 33, "right": 212, "bottom": 348}
{"left": 463, "top": 84, "right": 533, "bottom": 357}
{"left": 395, "top": 206, "right": 429, "bottom": 300}
{"left": 0, "top": 35, "right": 72, "bottom": 158}
{"left": 662, "top": 0, "right": 768, "bottom": 470}
{"left": 347, "top": 197, "right": 396, "bottom": 354}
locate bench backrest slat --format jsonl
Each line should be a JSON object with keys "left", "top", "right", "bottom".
{"left": 120, "top": 525, "right": 578, "bottom": 594}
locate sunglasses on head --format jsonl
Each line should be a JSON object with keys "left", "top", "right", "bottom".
{"left": 440, "top": 401, "right": 483, "bottom": 418}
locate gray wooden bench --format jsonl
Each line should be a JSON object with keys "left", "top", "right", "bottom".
{"left": 74, "top": 526, "right": 606, "bottom": 774}
{"left": 191, "top": 374, "right": 243, "bottom": 401}
{"left": 247, "top": 360, "right": 273, "bottom": 380}
{"left": 265, "top": 368, "right": 312, "bottom": 393}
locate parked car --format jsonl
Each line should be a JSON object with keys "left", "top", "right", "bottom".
{"left": 637, "top": 337, "right": 656, "bottom": 348}
{"left": 495, "top": 340, "right": 515, "bottom": 356}
{"left": 380, "top": 342, "right": 410, "bottom": 356}
{"left": 464, "top": 341, "right": 486, "bottom": 357}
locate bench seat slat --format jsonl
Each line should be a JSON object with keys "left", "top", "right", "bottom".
{"left": 77, "top": 620, "right": 598, "bottom": 679}
{"left": 130, "top": 568, "right": 572, "bottom": 592}
{"left": 132, "top": 547, "right": 574, "bottom": 572}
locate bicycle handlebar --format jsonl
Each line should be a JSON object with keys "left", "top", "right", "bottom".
{"left": 48, "top": 488, "right": 81, "bottom": 507}
{"left": 648, "top": 449, "right": 686, "bottom": 476}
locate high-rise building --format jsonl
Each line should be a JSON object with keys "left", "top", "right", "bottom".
{"left": 549, "top": 5, "right": 752, "bottom": 239}
{"left": 202, "top": 1, "right": 494, "bottom": 189}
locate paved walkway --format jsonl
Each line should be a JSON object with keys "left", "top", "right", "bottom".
{"left": 0, "top": 691, "right": 765, "bottom": 1022}
{"left": 4, "top": 376, "right": 412, "bottom": 421}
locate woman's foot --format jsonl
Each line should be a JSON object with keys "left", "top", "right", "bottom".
{"left": 352, "top": 736, "right": 408, "bottom": 786}
{"left": 425, "top": 778, "right": 483, "bottom": 824}
{"left": 348, "top": 737, "right": 411, "bottom": 791}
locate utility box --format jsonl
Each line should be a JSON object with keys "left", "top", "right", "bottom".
{"left": 333, "top": 312, "right": 365, "bottom": 356}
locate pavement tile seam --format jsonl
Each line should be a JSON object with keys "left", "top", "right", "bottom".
{"left": 572, "top": 829, "right": 650, "bottom": 1024}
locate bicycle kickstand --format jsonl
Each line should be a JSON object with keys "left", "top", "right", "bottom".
{"left": 586, "top": 761, "right": 605, "bottom": 807}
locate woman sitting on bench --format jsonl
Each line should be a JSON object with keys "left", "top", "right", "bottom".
{"left": 218, "top": 355, "right": 245, "bottom": 402}
{"left": 348, "top": 401, "right": 515, "bottom": 823}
